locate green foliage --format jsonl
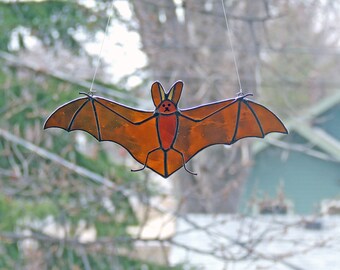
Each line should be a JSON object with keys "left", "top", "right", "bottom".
{"left": 0, "top": 1, "right": 177, "bottom": 269}
{"left": 0, "top": 66, "right": 159, "bottom": 265}
{"left": 0, "top": 194, "right": 59, "bottom": 231}
{"left": 0, "top": 1, "right": 107, "bottom": 52}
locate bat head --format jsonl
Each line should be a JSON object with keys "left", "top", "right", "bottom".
{"left": 151, "top": 81, "right": 183, "bottom": 114}
{"left": 159, "top": 100, "right": 177, "bottom": 114}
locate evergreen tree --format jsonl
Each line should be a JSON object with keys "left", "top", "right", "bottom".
{"left": 0, "top": 1, "right": 178, "bottom": 269}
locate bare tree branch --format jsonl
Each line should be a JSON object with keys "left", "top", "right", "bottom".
{"left": 0, "top": 51, "right": 145, "bottom": 104}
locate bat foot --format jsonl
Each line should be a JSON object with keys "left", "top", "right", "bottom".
{"left": 183, "top": 164, "right": 197, "bottom": 176}
{"left": 131, "top": 167, "right": 146, "bottom": 173}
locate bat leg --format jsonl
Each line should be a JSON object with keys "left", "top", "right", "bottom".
{"left": 172, "top": 148, "right": 197, "bottom": 176}
{"left": 131, "top": 148, "right": 160, "bottom": 173}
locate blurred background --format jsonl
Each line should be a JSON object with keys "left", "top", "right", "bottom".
{"left": 0, "top": 0, "right": 339, "bottom": 269}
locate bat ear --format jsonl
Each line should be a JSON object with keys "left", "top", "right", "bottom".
{"left": 167, "top": 81, "right": 183, "bottom": 105}
{"left": 151, "top": 81, "right": 166, "bottom": 107}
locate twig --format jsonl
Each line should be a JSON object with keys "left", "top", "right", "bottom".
{"left": 0, "top": 128, "right": 132, "bottom": 197}
{"left": 0, "top": 50, "right": 145, "bottom": 104}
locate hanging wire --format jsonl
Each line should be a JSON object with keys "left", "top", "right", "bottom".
{"left": 89, "top": 1, "right": 115, "bottom": 94}
{"left": 220, "top": 0, "right": 243, "bottom": 94}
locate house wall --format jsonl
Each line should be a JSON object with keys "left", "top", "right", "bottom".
{"left": 241, "top": 133, "right": 340, "bottom": 215}
{"left": 316, "top": 104, "right": 340, "bottom": 140}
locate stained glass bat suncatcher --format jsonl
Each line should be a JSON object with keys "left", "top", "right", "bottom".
{"left": 44, "top": 81, "right": 288, "bottom": 178}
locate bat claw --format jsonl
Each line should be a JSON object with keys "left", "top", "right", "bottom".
{"left": 236, "top": 92, "right": 253, "bottom": 100}
{"left": 79, "top": 91, "right": 96, "bottom": 98}
{"left": 79, "top": 92, "right": 94, "bottom": 98}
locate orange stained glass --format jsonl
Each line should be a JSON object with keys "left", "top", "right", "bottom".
{"left": 44, "top": 81, "right": 288, "bottom": 178}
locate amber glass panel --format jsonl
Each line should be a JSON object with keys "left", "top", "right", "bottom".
{"left": 175, "top": 98, "right": 288, "bottom": 164}
{"left": 44, "top": 96, "right": 161, "bottom": 174}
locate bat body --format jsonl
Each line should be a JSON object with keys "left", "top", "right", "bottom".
{"left": 44, "top": 81, "right": 288, "bottom": 178}
{"left": 158, "top": 113, "right": 177, "bottom": 150}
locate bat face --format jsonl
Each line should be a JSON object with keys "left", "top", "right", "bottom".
{"left": 158, "top": 100, "right": 177, "bottom": 114}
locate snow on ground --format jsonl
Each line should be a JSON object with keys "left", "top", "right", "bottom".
{"left": 169, "top": 214, "right": 340, "bottom": 270}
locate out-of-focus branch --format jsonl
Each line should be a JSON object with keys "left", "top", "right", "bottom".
{"left": 261, "top": 138, "right": 340, "bottom": 162}
{"left": 0, "top": 51, "right": 144, "bottom": 104}
{"left": 140, "top": 0, "right": 282, "bottom": 22}
{"left": 0, "top": 128, "right": 133, "bottom": 196}
{"left": 0, "top": 221, "right": 322, "bottom": 270}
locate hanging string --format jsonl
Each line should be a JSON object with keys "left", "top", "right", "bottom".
{"left": 89, "top": 1, "right": 115, "bottom": 94}
{"left": 220, "top": 0, "right": 243, "bottom": 94}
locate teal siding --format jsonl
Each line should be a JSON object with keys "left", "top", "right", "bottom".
{"left": 242, "top": 133, "right": 340, "bottom": 215}
{"left": 317, "top": 104, "right": 340, "bottom": 140}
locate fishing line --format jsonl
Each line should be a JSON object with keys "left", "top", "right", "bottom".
{"left": 220, "top": 0, "right": 243, "bottom": 93}
{"left": 89, "top": 1, "right": 115, "bottom": 94}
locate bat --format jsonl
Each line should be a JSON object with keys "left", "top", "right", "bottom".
{"left": 44, "top": 81, "right": 288, "bottom": 178}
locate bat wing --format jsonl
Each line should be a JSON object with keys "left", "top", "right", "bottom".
{"left": 44, "top": 94, "right": 160, "bottom": 168}
{"left": 174, "top": 96, "right": 288, "bottom": 164}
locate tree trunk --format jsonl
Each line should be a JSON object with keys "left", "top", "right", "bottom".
{"left": 132, "top": 0, "right": 264, "bottom": 213}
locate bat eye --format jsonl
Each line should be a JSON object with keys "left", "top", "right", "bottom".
{"left": 167, "top": 103, "right": 171, "bottom": 106}
{"left": 162, "top": 104, "right": 165, "bottom": 107}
